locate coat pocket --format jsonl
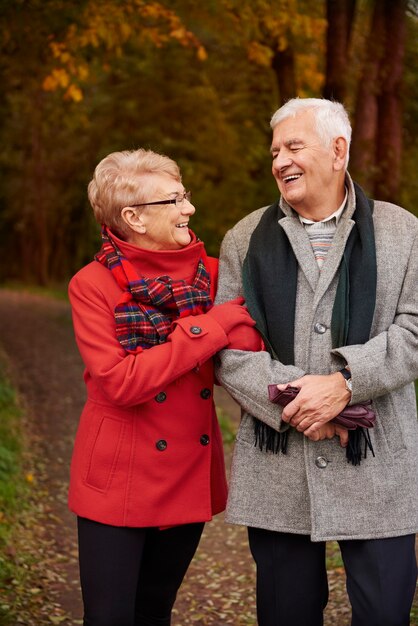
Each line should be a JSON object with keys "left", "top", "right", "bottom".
{"left": 373, "top": 394, "right": 407, "bottom": 456}
{"left": 235, "top": 412, "right": 257, "bottom": 445}
{"left": 85, "top": 415, "right": 125, "bottom": 492}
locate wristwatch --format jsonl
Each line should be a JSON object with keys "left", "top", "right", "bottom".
{"left": 339, "top": 367, "right": 352, "bottom": 393}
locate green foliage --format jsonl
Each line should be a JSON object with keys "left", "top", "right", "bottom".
{"left": 326, "top": 541, "right": 344, "bottom": 569}
{"left": 0, "top": 367, "right": 31, "bottom": 625}
{"left": 2, "top": 282, "right": 69, "bottom": 301}
{"left": 0, "top": 379, "right": 23, "bottom": 505}
{"left": 216, "top": 405, "right": 236, "bottom": 447}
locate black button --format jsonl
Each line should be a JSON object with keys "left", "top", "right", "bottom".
{"left": 200, "top": 434, "right": 210, "bottom": 446}
{"left": 200, "top": 388, "right": 211, "bottom": 400}
{"left": 155, "top": 392, "right": 167, "bottom": 403}
{"left": 156, "top": 439, "right": 167, "bottom": 451}
{"left": 190, "top": 326, "right": 202, "bottom": 335}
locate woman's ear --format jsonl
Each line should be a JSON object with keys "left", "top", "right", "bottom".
{"left": 333, "top": 137, "right": 347, "bottom": 171}
{"left": 121, "top": 207, "right": 146, "bottom": 233}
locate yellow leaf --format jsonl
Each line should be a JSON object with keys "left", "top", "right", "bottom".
{"left": 197, "top": 46, "right": 207, "bottom": 61}
{"left": 50, "top": 41, "right": 66, "bottom": 58}
{"left": 170, "top": 27, "right": 187, "bottom": 40}
{"left": 141, "top": 4, "right": 163, "bottom": 19}
{"left": 247, "top": 41, "right": 272, "bottom": 67}
{"left": 48, "top": 68, "right": 70, "bottom": 88}
{"left": 64, "top": 84, "right": 83, "bottom": 102}
{"left": 42, "top": 75, "right": 57, "bottom": 91}
{"left": 119, "top": 22, "right": 132, "bottom": 41}
{"left": 77, "top": 64, "right": 89, "bottom": 80}
{"left": 277, "top": 35, "right": 288, "bottom": 52}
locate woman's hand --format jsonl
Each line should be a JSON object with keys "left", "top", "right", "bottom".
{"left": 207, "top": 298, "right": 261, "bottom": 351}
{"left": 207, "top": 298, "right": 254, "bottom": 334}
{"left": 303, "top": 422, "right": 349, "bottom": 447}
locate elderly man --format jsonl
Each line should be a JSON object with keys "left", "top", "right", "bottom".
{"left": 216, "top": 98, "right": 418, "bottom": 626}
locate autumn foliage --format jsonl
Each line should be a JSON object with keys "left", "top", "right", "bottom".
{"left": 0, "top": 0, "right": 417, "bottom": 284}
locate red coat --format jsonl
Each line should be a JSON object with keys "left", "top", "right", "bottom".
{"left": 68, "top": 234, "right": 259, "bottom": 527}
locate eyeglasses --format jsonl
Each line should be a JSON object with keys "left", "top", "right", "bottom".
{"left": 129, "top": 191, "right": 192, "bottom": 208}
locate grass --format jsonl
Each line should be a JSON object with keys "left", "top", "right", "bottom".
{"left": 1, "top": 281, "right": 68, "bottom": 301}
{"left": 216, "top": 405, "right": 237, "bottom": 447}
{"left": 0, "top": 364, "right": 32, "bottom": 625}
{"left": 0, "top": 358, "right": 75, "bottom": 625}
{"left": 326, "top": 542, "right": 344, "bottom": 569}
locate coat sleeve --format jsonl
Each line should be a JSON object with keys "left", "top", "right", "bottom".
{"left": 332, "top": 229, "right": 418, "bottom": 404}
{"left": 69, "top": 270, "right": 232, "bottom": 408}
{"left": 215, "top": 227, "right": 306, "bottom": 432}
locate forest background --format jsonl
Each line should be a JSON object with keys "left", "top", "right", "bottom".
{"left": 1, "top": 0, "right": 418, "bottom": 286}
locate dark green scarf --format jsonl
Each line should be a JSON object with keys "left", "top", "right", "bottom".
{"left": 242, "top": 182, "right": 376, "bottom": 464}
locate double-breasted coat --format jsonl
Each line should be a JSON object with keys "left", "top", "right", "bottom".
{"left": 68, "top": 234, "right": 258, "bottom": 527}
{"left": 215, "top": 174, "right": 418, "bottom": 542}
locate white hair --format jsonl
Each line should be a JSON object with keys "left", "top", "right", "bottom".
{"left": 270, "top": 98, "right": 352, "bottom": 167}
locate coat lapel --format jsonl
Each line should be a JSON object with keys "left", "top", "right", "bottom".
{"left": 279, "top": 174, "right": 357, "bottom": 310}
{"left": 279, "top": 216, "right": 319, "bottom": 292}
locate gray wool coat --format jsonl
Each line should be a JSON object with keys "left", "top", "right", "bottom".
{"left": 215, "top": 174, "right": 418, "bottom": 541}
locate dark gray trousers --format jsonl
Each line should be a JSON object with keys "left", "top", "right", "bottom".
{"left": 248, "top": 527, "right": 417, "bottom": 626}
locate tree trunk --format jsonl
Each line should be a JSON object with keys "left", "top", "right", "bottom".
{"left": 25, "top": 92, "right": 50, "bottom": 285}
{"left": 374, "top": 0, "right": 407, "bottom": 201}
{"left": 349, "top": 0, "right": 386, "bottom": 192}
{"left": 271, "top": 46, "right": 297, "bottom": 106}
{"left": 323, "top": 0, "right": 357, "bottom": 102}
{"left": 350, "top": 0, "right": 407, "bottom": 199}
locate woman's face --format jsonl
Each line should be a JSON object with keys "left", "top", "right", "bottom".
{"left": 131, "top": 174, "right": 196, "bottom": 251}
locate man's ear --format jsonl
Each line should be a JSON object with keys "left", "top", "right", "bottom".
{"left": 333, "top": 137, "right": 347, "bottom": 171}
{"left": 121, "top": 207, "right": 146, "bottom": 233}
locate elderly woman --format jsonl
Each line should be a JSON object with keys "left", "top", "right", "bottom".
{"left": 68, "top": 149, "right": 259, "bottom": 626}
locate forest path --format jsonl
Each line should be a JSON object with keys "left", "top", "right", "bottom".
{"left": 0, "top": 288, "right": 378, "bottom": 625}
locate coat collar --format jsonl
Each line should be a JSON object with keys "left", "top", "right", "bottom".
{"left": 107, "top": 229, "right": 206, "bottom": 282}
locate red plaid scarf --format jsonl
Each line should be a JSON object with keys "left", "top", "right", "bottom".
{"left": 95, "top": 227, "right": 213, "bottom": 353}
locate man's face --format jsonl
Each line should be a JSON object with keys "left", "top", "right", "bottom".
{"left": 270, "top": 109, "right": 344, "bottom": 219}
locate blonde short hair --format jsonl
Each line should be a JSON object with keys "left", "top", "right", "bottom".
{"left": 88, "top": 149, "right": 181, "bottom": 238}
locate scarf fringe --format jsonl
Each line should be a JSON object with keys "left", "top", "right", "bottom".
{"left": 253, "top": 421, "right": 375, "bottom": 466}
{"left": 254, "top": 419, "right": 289, "bottom": 455}
{"left": 345, "top": 427, "right": 375, "bottom": 466}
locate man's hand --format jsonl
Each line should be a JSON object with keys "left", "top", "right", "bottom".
{"left": 278, "top": 373, "right": 351, "bottom": 437}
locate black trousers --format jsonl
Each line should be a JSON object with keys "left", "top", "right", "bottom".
{"left": 248, "top": 527, "right": 417, "bottom": 626}
{"left": 77, "top": 516, "right": 204, "bottom": 626}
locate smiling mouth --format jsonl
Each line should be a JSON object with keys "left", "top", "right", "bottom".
{"left": 283, "top": 174, "right": 302, "bottom": 183}
{"left": 176, "top": 222, "right": 188, "bottom": 228}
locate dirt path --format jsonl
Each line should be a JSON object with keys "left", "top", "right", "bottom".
{"left": 1, "top": 288, "right": 412, "bottom": 625}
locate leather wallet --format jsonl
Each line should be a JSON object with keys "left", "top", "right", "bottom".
{"left": 267, "top": 385, "right": 376, "bottom": 430}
